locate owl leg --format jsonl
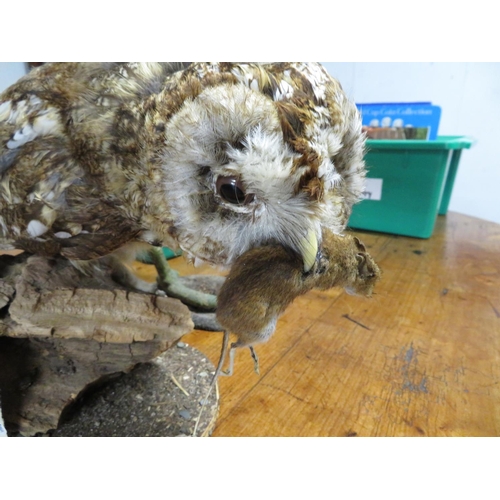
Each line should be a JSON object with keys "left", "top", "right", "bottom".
{"left": 149, "top": 247, "right": 217, "bottom": 311}
{"left": 71, "top": 255, "right": 158, "bottom": 294}
{"left": 108, "top": 256, "right": 158, "bottom": 294}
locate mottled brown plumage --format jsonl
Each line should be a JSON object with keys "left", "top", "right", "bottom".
{"left": 0, "top": 62, "right": 366, "bottom": 277}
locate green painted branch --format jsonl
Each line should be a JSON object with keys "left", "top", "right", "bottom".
{"left": 149, "top": 247, "right": 218, "bottom": 311}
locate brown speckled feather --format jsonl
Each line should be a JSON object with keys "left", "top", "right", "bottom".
{"left": 0, "top": 62, "right": 366, "bottom": 270}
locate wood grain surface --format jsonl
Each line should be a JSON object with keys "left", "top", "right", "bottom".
{"left": 134, "top": 211, "right": 500, "bottom": 437}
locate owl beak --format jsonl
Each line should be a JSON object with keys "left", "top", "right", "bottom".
{"left": 298, "top": 227, "right": 319, "bottom": 273}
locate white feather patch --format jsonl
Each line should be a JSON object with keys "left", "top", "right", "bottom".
{"left": 32, "top": 112, "right": 61, "bottom": 136}
{"left": 6, "top": 125, "right": 38, "bottom": 149}
{"left": 6, "top": 108, "right": 62, "bottom": 149}
{"left": 27, "top": 220, "right": 48, "bottom": 237}
{"left": 273, "top": 80, "right": 294, "bottom": 101}
{"left": 0, "top": 101, "right": 12, "bottom": 121}
{"left": 54, "top": 231, "right": 72, "bottom": 239}
{"left": 0, "top": 216, "right": 7, "bottom": 235}
{"left": 5, "top": 99, "right": 27, "bottom": 124}
{"left": 194, "top": 257, "right": 206, "bottom": 267}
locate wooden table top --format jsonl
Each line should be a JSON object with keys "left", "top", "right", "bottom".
{"left": 144, "top": 211, "right": 500, "bottom": 437}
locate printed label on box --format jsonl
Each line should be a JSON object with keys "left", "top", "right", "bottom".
{"left": 356, "top": 102, "right": 442, "bottom": 140}
{"left": 361, "top": 178, "right": 383, "bottom": 201}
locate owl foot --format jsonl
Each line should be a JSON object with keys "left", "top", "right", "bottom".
{"left": 103, "top": 255, "right": 158, "bottom": 294}
{"left": 149, "top": 247, "right": 217, "bottom": 312}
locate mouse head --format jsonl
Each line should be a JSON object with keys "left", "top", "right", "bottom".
{"left": 311, "top": 232, "right": 381, "bottom": 296}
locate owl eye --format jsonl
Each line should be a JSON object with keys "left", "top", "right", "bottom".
{"left": 216, "top": 176, "right": 255, "bottom": 205}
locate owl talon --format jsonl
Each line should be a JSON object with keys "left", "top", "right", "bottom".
{"left": 105, "top": 254, "right": 158, "bottom": 294}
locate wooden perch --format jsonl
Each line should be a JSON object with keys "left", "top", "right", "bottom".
{"left": 0, "top": 253, "right": 195, "bottom": 436}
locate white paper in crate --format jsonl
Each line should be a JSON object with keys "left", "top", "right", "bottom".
{"left": 361, "top": 178, "right": 383, "bottom": 201}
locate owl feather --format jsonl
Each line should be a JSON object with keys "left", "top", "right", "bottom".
{"left": 0, "top": 62, "right": 366, "bottom": 273}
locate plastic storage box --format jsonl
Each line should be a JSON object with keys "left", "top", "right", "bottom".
{"left": 347, "top": 136, "right": 475, "bottom": 238}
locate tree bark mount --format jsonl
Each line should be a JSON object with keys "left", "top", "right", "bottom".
{"left": 0, "top": 253, "right": 196, "bottom": 436}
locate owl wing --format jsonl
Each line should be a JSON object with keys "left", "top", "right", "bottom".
{"left": 0, "top": 63, "right": 149, "bottom": 258}
{"left": 0, "top": 134, "right": 143, "bottom": 259}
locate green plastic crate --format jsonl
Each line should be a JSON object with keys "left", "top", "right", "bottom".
{"left": 137, "top": 247, "right": 182, "bottom": 264}
{"left": 348, "top": 136, "right": 475, "bottom": 238}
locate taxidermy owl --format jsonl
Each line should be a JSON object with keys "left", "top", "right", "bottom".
{"left": 0, "top": 62, "right": 366, "bottom": 291}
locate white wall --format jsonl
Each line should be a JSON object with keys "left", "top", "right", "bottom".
{"left": 1, "top": 62, "right": 499, "bottom": 225}
{"left": 322, "top": 63, "right": 500, "bottom": 225}
{"left": 0, "top": 62, "right": 26, "bottom": 93}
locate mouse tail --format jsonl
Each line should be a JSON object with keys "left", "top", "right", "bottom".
{"left": 192, "top": 329, "right": 230, "bottom": 437}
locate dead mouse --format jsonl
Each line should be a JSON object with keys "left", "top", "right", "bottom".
{"left": 216, "top": 229, "right": 380, "bottom": 373}
{"left": 193, "top": 230, "right": 380, "bottom": 435}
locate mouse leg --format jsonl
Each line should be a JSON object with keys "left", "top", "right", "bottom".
{"left": 221, "top": 342, "right": 261, "bottom": 377}
{"left": 249, "top": 347, "right": 260, "bottom": 375}
{"left": 222, "top": 344, "right": 237, "bottom": 377}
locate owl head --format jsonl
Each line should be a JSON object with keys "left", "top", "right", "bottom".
{"left": 154, "top": 63, "right": 366, "bottom": 271}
